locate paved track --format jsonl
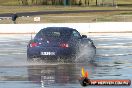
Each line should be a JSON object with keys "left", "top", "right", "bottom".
{"left": 0, "top": 9, "right": 132, "bottom": 17}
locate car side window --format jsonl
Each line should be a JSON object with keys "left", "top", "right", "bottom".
{"left": 35, "top": 31, "right": 41, "bottom": 38}
{"left": 72, "top": 30, "right": 81, "bottom": 38}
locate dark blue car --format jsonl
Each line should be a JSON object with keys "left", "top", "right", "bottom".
{"left": 27, "top": 27, "right": 96, "bottom": 61}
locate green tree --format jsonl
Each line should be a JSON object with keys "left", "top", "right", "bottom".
{"left": 18, "top": 0, "right": 28, "bottom": 5}
{"left": 96, "top": 0, "right": 97, "bottom": 6}
{"left": 84, "top": 0, "right": 90, "bottom": 6}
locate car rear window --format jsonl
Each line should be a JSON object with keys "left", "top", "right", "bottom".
{"left": 35, "top": 28, "right": 73, "bottom": 39}
{"left": 44, "top": 31, "right": 60, "bottom": 37}
{"left": 43, "top": 29, "right": 72, "bottom": 38}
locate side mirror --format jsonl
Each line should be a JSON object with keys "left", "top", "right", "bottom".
{"left": 82, "top": 35, "right": 87, "bottom": 38}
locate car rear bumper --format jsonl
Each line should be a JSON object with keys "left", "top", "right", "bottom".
{"left": 27, "top": 47, "right": 76, "bottom": 58}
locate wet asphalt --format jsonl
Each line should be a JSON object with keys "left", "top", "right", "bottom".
{"left": 0, "top": 34, "right": 132, "bottom": 88}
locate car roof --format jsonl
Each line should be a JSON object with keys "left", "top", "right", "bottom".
{"left": 41, "top": 27, "right": 76, "bottom": 31}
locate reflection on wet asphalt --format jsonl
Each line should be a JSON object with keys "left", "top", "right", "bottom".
{"left": 0, "top": 34, "right": 132, "bottom": 88}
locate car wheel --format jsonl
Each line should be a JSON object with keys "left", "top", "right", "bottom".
{"left": 27, "top": 54, "right": 41, "bottom": 62}
{"left": 27, "top": 54, "right": 33, "bottom": 62}
{"left": 57, "top": 56, "right": 76, "bottom": 63}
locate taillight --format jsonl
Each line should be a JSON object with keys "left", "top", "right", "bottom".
{"left": 30, "top": 42, "right": 38, "bottom": 47}
{"left": 60, "top": 43, "right": 69, "bottom": 48}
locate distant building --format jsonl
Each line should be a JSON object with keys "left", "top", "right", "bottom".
{"left": 97, "top": 0, "right": 116, "bottom": 6}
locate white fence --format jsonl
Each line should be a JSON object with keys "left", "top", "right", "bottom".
{"left": 0, "top": 22, "right": 132, "bottom": 34}
{"left": 1, "top": 15, "right": 132, "bottom": 23}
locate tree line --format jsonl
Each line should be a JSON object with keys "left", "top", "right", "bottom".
{"left": 17, "top": 0, "right": 115, "bottom": 6}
